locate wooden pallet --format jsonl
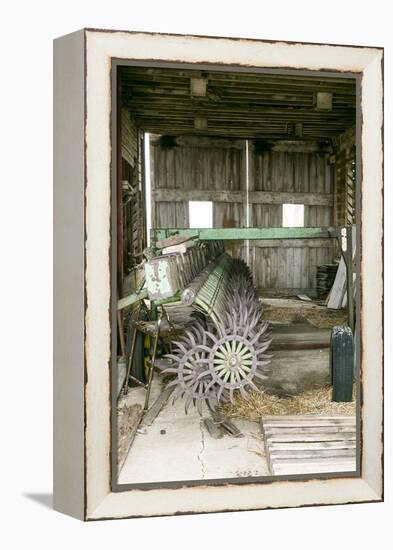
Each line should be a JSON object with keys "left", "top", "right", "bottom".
{"left": 261, "top": 415, "right": 357, "bottom": 475}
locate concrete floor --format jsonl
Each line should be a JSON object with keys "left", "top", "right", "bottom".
{"left": 118, "top": 379, "right": 268, "bottom": 485}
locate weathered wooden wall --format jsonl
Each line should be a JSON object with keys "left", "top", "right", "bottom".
{"left": 331, "top": 127, "right": 356, "bottom": 227}
{"left": 250, "top": 144, "right": 333, "bottom": 292}
{"left": 151, "top": 138, "right": 246, "bottom": 229}
{"left": 150, "top": 136, "right": 334, "bottom": 293}
{"left": 120, "top": 107, "right": 146, "bottom": 286}
{"left": 121, "top": 107, "right": 138, "bottom": 168}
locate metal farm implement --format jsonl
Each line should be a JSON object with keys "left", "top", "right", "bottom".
{"left": 118, "top": 225, "right": 354, "bottom": 414}
{"left": 118, "top": 235, "right": 272, "bottom": 414}
{"left": 162, "top": 252, "right": 272, "bottom": 413}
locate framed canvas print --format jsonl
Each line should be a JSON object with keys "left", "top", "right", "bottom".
{"left": 53, "top": 29, "right": 383, "bottom": 520}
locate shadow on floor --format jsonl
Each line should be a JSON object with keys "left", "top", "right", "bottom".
{"left": 23, "top": 493, "right": 53, "bottom": 509}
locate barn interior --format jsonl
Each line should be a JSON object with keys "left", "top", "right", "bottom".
{"left": 115, "top": 65, "right": 357, "bottom": 484}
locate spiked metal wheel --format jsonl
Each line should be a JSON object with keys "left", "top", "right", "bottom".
{"left": 224, "top": 296, "right": 266, "bottom": 338}
{"left": 198, "top": 330, "right": 272, "bottom": 403}
{"left": 161, "top": 254, "right": 273, "bottom": 414}
{"left": 162, "top": 325, "right": 218, "bottom": 413}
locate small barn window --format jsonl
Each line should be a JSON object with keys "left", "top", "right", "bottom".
{"left": 282, "top": 203, "right": 304, "bottom": 227}
{"left": 189, "top": 201, "right": 213, "bottom": 228}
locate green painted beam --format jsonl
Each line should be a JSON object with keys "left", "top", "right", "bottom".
{"left": 153, "top": 293, "right": 181, "bottom": 307}
{"left": 152, "top": 227, "right": 337, "bottom": 242}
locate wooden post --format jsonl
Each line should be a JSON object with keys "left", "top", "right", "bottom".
{"left": 339, "top": 226, "right": 355, "bottom": 331}
{"left": 117, "top": 80, "right": 124, "bottom": 295}
{"left": 346, "top": 226, "right": 355, "bottom": 331}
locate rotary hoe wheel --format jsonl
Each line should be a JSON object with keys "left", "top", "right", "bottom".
{"left": 198, "top": 330, "right": 272, "bottom": 403}
{"left": 162, "top": 323, "right": 218, "bottom": 414}
{"left": 162, "top": 256, "right": 273, "bottom": 415}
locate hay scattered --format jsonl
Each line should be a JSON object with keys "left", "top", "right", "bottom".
{"left": 222, "top": 386, "right": 356, "bottom": 421}
{"left": 263, "top": 307, "right": 347, "bottom": 329}
{"left": 260, "top": 298, "right": 347, "bottom": 329}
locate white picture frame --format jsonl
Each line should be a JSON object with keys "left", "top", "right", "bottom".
{"left": 53, "top": 29, "right": 383, "bottom": 520}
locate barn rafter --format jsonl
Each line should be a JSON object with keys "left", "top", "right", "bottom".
{"left": 120, "top": 66, "right": 356, "bottom": 140}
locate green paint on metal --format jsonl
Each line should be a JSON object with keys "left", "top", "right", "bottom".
{"left": 153, "top": 294, "right": 181, "bottom": 307}
{"left": 145, "top": 258, "right": 175, "bottom": 300}
{"left": 151, "top": 227, "right": 336, "bottom": 242}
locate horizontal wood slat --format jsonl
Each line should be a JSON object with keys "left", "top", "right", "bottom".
{"left": 264, "top": 419, "right": 356, "bottom": 426}
{"left": 151, "top": 136, "right": 332, "bottom": 153}
{"left": 261, "top": 415, "right": 357, "bottom": 475}
{"left": 273, "top": 462, "right": 354, "bottom": 475}
{"left": 253, "top": 238, "right": 334, "bottom": 248}
{"left": 263, "top": 414, "right": 356, "bottom": 426}
{"left": 270, "top": 449, "right": 355, "bottom": 459}
{"left": 153, "top": 188, "right": 333, "bottom": 206}
{"left": 264, "top": 426, "right": 356, "bottom": 435}
{"left": 269, "top": 442, "right": 356, "bottom": 451}
{"left": 265, "top": 433, "right": 356, "bottom": 443}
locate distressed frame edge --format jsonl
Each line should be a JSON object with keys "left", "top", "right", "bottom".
{"left": 82, "top": 30, "right": 383, "bottom": 521}
{"left": 53, "top": 29, "right": 86, "bottom": 520}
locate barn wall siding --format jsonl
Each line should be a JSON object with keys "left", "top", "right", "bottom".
{"left": 121, "top": 107, "right": 138, "bottom": 167}
{"left": 249, "top": 145, "right": 333, "bottom": 292}
{"left": 151, "top": 138, "right": 333, "bottom": 292}
{"left": 332, "top": 127, "right": 356, "bottom": 227}
{"left": 120, "top": 108, "right": 146, "bottom": 279}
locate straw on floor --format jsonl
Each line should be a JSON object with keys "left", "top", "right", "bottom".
{"left": 222, "top": 385, "right": 356, "bottom": 421}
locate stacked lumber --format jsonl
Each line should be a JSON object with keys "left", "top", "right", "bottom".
{"left": 326, "top": 257, "right": 347, "bottom": 309}
{"left": 327, "top": 225, "right": 357, "bottom": 310}
{"left": 261, "top": 415, "right": 357, "bottom": 475}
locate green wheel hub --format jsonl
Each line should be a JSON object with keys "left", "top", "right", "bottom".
{"left": 212, "top": 339, "right": 253, "bottom": 384}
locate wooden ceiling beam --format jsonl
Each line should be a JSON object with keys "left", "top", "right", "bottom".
{"left": 121, "top": 78, "right": 356, "bottom": 97}
{"left": 125, "top": 101, "right": 354, "bottom": 115}
{"left": 119, "top": 66, "right": 355, "bottom": 139}
{"left": 120, "top": 67, "right": 355, "bottom": 86}
{"left": 129, "top": 112, "right": 355, "bottom": 124}
{"left": 134, "top": 119, "right": 351, "bottom": 129}
{"left": 138, "top": 127, "right": 342, "bottom": 139}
